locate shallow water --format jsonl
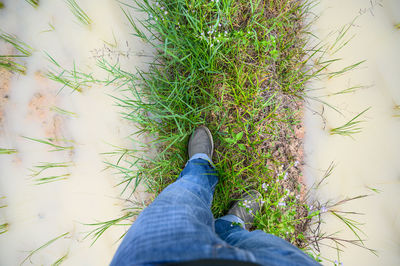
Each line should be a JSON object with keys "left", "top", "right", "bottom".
{"left": 0, "top": 0, "right": 152, "bottom": 265}
{"left": 304, "top": 0, "right": 400, "bottom": 265}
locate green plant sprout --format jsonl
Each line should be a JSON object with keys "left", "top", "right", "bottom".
{"left": 65, "top": 0, "right": 92, "bottom": 26}
{"left": 0, "top": 148, "right": 18, "bottom": 154}
{"left": 50, "top": 106, "right": 78, "bottom": 117}
{"left": 45, "top": 52, "right": 99, "bottom": 93}
{"left": 22, "top": 136, "right": 74, "bottom": 152}
{"left": 25, "top": 0, "right": 39, "bottom": 8}
{"left": 51, "top": 253, "right": 69, "bottom": 266}
{"left": 0, "top": 31, "right": 33, "bottom": 74}
{"left": 20, "top": 232, "right": 70, "bottom": 265}
{"left": 0, "top": 222, "right": 9, "bottom": 235}
{"left": 330, "top": 108, "right": 370, "bottom": 137}
{"left": 85, "top": 211, "right": 140, "bottom": 245}
{"left": 29, "top": 161, "right": 72, "bottom": 185}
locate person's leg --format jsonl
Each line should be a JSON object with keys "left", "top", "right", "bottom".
{"left": 111, "top": 126, "right": 256, "bottom": 265}
{"left": 215, "top": 214, "right": 320, "bottom": 265}
{"left": 110, "top": 155, "right": 219, "bottom": 265}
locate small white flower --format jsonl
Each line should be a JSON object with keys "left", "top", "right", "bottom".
{"left": 262, "top": 183, "right": 268, "bottom": 191}
{"left": 284, "top": 172, "right": 288, "bottom": 180}
{"left": 164, "top": 11, "right": 168, "bottom": 15}
{"left": 278, "top": 202, "right": 286, "bottom": 207}
{"left": 320, "top": 206, "right": 328, "bottom": 213}
{"left": 294, "top": 160, "right": 299, "bottom": 167}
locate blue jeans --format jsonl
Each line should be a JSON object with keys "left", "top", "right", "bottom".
{"left": 111, "top": 154, "right": 319, "bottom": 266}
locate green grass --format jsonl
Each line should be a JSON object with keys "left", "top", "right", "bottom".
{"left": 330, "top": 108, "right": 370, "bottom": 137}
{"left": 85, "top": 208, "right": 143, "bottom": 245}
{"left": 65, "top": 0, "right": 92, "bottom": 26}
{"left": 52, "top": 253, "right": 68, "bottom": 266}
{"left": 30, "top": 162, "right": 72, "bottom": 185}
{"left": 25, "top": 0, "right": 39, "bottom": 8}
{"left": 21, "top": 232, "right": 69, "bottom": 265}
{"left": 0, "top": 148, "right": 18, "bottom": 154}
{"left": 50, "top": 106, "right": 78, "bottom": 117}
{"left": 80, "top": 0, "right": 372, "bottom": 262}
{"left": 45, "top": 52, "right": 99, "bottom": 93}
{"left": 93, "top": 0, "right": 319, "bottom": 248}
{"left": 22, "top": 136, "right": 74, "bottom": 152}
{"left": 0, "top": 222, "right": 8, "bottom": 235}
{"left": 0, "top": 31, "right": 33, "bottom": 74}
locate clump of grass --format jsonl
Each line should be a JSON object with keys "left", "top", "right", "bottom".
{"left": 52, "top": 253, "right": 68, "bottom": 266}
{"left": 0, "top": 148, "right": 18, "bottom": 154}
{"left": 0, "top": 196, "right": 7, "bottom": 209}
{"left": 25, "top": 0, "right": 39, "bottom": 8}
{"left": 50, "top": 106, "right": 78, "bottom": 117}
{"left": 22, "top": 136, "right": 74, "bottom": 152}
{"left": 65, "top": 0, "right": 92, "bottom": 26}
{"left": 0, "top": 222, "right": 8, "bottom": 235}
{"left": 21, "top": 232, "right": 70, "bottom": 265}
{"left": 45, "top": 52, "right": 98, "bottom": 93}
{"left": 395, "top": 23, "right": 400, "bottom": 30}
{"left": 0, "top": 2, "right": 4, "bottom": 9}
{"left": 30, "top": 162, "right": 73, "bottom": 185}
{"left": 0, "top": 31, "right": 33, "bottom": 74}
{"left": 85, "top": 210, "right": 141, "bottom": 245}
{"left": 0, "top": 197, "right": 8, "bottom": 235}
{"left": 330, "top": 108, "right": 370, "bottom": 137}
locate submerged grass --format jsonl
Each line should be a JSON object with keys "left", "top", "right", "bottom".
{"left": 45, "top": 52, "right": 98, "bottom": 93}
{"left": 25, "top": 0, "right": 39, "bottom": 8}
{"left": 330, "top": 108, "right": 370, "bottom": 137}
{"left": 0, "top": 148, "right": 18, "bottom": 154}
{"left": 22, "top": 136, "right": 74, "bottom": 152}
{"left": 21, "top": 232, "right": 70, "bottom": 265}
{"left": 30, "top": 162, "right": 72, "bottom": 185}
{"left": 65, "top": 0, "right": 92, "bottom": 26}
{"left": 0, "top": 31, "right": 33, "bottom": 74}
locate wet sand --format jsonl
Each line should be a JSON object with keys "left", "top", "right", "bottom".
{"left": 304, "top": 0, "right": 400, "bottom": 265}
{"left": 0, "top": 0, "right": 152, "bottom": 264}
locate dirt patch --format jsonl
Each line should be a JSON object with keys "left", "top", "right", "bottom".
{"left": 267, "top": 93, "right": 309, "bottom": 246}
{"left": 0, "top": 68, "right": 12, "bottom": 126}
{"left": 27, "top": 71, "right": 63, "bottom": 139}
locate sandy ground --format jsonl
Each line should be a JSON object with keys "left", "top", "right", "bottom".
{"left": 304, "top": 0, "right": 400, "bottom": 265}
{"left": 0, "top": 0, "right": 152, "bottom": 265}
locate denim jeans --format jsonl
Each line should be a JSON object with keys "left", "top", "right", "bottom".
{"left": 111, "top": 154, "right": 319, "bottom": 266}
